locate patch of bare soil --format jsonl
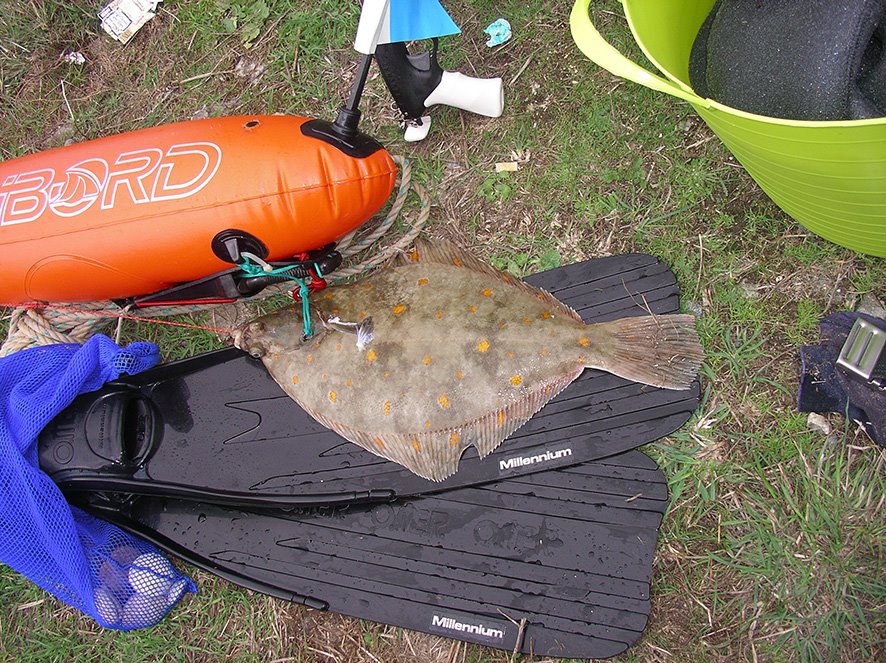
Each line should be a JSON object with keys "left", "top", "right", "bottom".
{"left": 646, "top": 549, "right": 748, "bottom": 663}
{"left": 292, "top": 611, "right": 463, "bottom": 663}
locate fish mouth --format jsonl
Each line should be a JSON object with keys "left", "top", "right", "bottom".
{"left": 230, "top": 328, "right": 244, "bottom": 350}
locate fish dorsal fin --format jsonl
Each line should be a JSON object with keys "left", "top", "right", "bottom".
{"left": 397, "top": 238, "right": 583, "bottom": 324}
{"left": 290, "top": 367, "right": 583, "bottom": 482}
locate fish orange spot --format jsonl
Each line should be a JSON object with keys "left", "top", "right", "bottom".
{"left": 545, "top": 385, "right": 553, "bottom": 394}
{"left": 411, "top": 250, "right": 420, "bottom": 262}
{"left": 383, "top": 400, "right": 392, "bottom": 416}
{"left": 578, "top": 355, "right": 587, "bottom": 364}
{"left": 497, "top": 410, "right": 506, "bottom": 425}
{"left": 542, "top": 311, "right": 553, "bottom": 319}
{"left": 328, "top": 391, "right": 337, "bottom": 403}
{"left": 412, "top": 438, "right": 422, "bottom": 452}
{"left": 468, "top": 305, "right": 477, "bottom": 313}
{"left": 422, "top": 355, "right": 433, "bottom": 365}
{"left": 579, "top": 337, "right": 591, "bottom": 347}
{"left": 502, "top": 275, "right": 512, "bottom": 283}
{"left": 392, "top": 304, "right": 406, "bottom": 315}
{"left": 345, "top": 379, "right": 353, "bottom": 388}
{"left": 455, "top": 370, "right": 465, "bottom": 380}
{"left": 476, "top": 339, "right": 490, "bottom": 353}
{"left": 510, "top": 375, "right": 523, "bottom": 386}
{"left": 418, "top": 277, "right": 429, "bottom": 285}
{"left": 272, "top": 353, "right": 279, "bottom": 361}
{"left": 438, "top": 394, "right": 450, "bottom": 409}
{"left": 449, "top": 432, "right": 460, "bottom": 447}
{"left": 523, "top": 317, "right": 531, "bottom": 326}
{"left": 367, "top": 350, "right": 377, "bottom": 363}
{"left": 506, "top": 351, "right": 514, "bottom": 359}
{"left": 291, "top": 375, "right": 299, "bottom": 385}
{"left": 383, "top": 371, "right": 390, "bottom": 379}
{"left": 375, "top": 437, "right": 385, "bottom": 450}
{"left": 364, "top": 283, "right": 373, "bottom": 289}
{"left": 435, "top": 309, "right": 444, "bottom": 319}
{"left": 452, "top": 257, "right": 462, "bottom": 267}
{"left": 540, "top": 347, "right": 551, "bottom": 357}
{"left": 324, "top": 292, "right": 334, "bottom": 299}
{"left": 482, "top": 288, "right": 492, "bottom": 297}
{"left": 424, "top": 421, "right": 432, "bottom": 429}
{"left": 307, "top": 354, "right": 314, "bottom": 365}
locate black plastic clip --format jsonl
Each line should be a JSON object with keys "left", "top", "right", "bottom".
{"left": 122, "top": 245, "right": 342, "bottom": 308}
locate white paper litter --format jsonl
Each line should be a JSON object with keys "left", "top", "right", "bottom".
{"left": 99, "top": 0, "right": 162, "bottom": 44}
{"left": 62, "top": 51, "right": 86, "bottom": 65}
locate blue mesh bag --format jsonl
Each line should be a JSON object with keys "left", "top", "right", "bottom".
{"left": 0, "top": 335, "right": 196, "bottom": 629}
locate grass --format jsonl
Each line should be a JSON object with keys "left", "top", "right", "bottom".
{"left": 1, "top": 1, "right": 884, "bottom": 661}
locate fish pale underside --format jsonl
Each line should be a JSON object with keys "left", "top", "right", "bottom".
{"left": 234, "top": 239, "right": 704, "bottom": 481}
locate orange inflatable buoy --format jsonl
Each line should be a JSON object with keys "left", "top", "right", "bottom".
{"left": 0, "top": 115, "right": 397, "bottom": 304}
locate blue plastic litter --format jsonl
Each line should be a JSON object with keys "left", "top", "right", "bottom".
{"left": 0, "top": 335, "right": 195, "bottom": 629}
{"left": 484, "top": 18, "right": 512, "bottom": 47}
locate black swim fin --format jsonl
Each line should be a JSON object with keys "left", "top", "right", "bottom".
{"left": 79, "top": 449, "right": 668, "bottom": 660}
{"left": 40, "top": 254, "right": 699, "bottom": 505}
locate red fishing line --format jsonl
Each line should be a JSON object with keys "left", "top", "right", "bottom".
{"left": 21, "top": 303, "right": 234, "bottom": 335}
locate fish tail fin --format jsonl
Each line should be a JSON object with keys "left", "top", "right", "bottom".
{"left": 582, "top": 314, "right": 704, "bottom": 390}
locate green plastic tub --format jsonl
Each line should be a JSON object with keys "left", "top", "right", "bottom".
{"left": 570, "top": 0, "right": 886, "bottom": 257}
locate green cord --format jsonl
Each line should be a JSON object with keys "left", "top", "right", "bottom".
{"left": 296, "top": 278, "right": 312, "bottom": 338}
{"left": 239, "top": 258, "right": 314, "bottom": 338}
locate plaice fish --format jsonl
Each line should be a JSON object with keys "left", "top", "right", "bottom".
{"left": 233, "top": 239, "right": 704, "bottom": 481}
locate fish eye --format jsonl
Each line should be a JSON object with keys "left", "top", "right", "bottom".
{"left": 245, "top": 338, "right": 266, "bottom": 358}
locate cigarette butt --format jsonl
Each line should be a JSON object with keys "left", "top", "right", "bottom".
{"left": 495, "top": 162, "right": 518, "bottom": 173}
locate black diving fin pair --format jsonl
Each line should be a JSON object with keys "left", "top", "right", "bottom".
{"left": 40, "top": 254, "right": 698, "bottom": 659}
{"left": 88, "top": 450, "right": 669, "bottom": 660}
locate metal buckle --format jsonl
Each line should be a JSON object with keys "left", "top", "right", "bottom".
{"left": 836, "top": 318, "right": 886, "bottom": 388}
